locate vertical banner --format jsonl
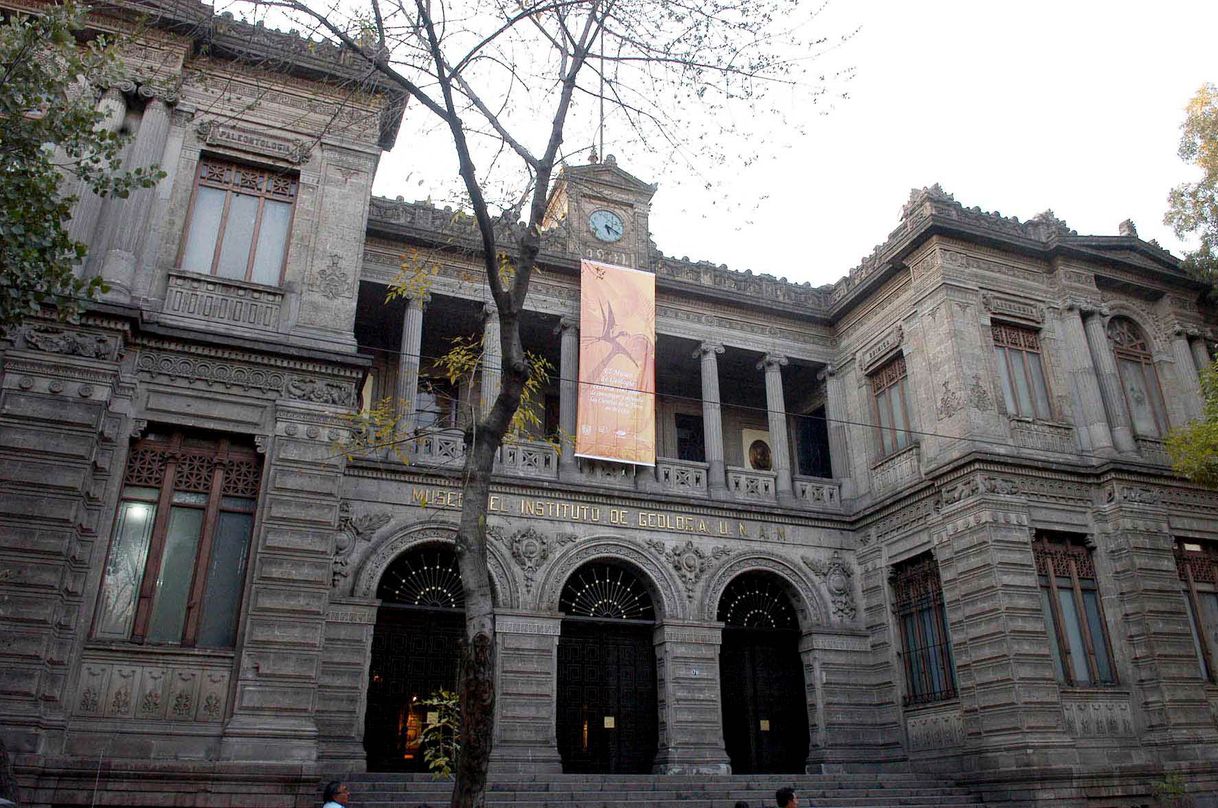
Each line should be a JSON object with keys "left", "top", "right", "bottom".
{"left": 576, "top": 259, "right": 656, "bottom": 465}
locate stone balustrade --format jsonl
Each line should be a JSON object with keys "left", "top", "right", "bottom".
{"left": 410, "top": 428, "right": 466, "bottom": 468}
{"left": 1134, "top": 436, "right": 1170, "bottom": 466}
{"left": 794, "top": 475, "right": 841, "bottom": 508}
{"left": 1008, "top": 418, "right": 1077, "bottom": 455}
{"left": 654, "top": 458, "right": 709, "bottom": 496}
{"left": 497, "top": 439, "right": 559, "bottom": 480}
{"left": 871, "top": 443, "right": 921, "bottom": 495}
{"left": 162, "top": 270, "right": 284, "bottom": 332}
{"left": 727, "top": 466, "right": 777, "bottom": 501}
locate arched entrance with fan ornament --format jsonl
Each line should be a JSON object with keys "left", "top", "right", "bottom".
{"left": 556, "top": 560, "right": 659, "bottom": 773}
{"left": 363, "top": 543, "right": 465, "bottom": 771}
{"left": 717, "top": 571, "right": 809, "bottom": 773}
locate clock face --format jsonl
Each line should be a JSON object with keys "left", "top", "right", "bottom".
{"left": 588, "top": 209, "right": 625, "bottom": 243}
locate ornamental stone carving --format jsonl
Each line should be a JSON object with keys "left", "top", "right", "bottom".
{"left": 938, "top": 474, "right": 1020, "bottom": 509}
{"left": 967, "top": 373, "right": 994, "bottom": 411}
{"left": 332, "top": 501, "right": 392, "bottom": 587}
{"left": 936, "top": 380, "right": 962, "bottom": 420}
{"left": 285, "top": 376, "right": 357, "bottom": 406}
{"left": 1106, "top": 485, "right": 1161, "bottom": 507}
{"left": 494, "top": 527, "right": 555, "bottom": 592}
{"left": 646, "top": 539, "right": 732, "bottom": 600}
{"left": 23, "top": 327, "right": 116, "bottom": 360}
{"left": 802, "top": 550, "right": 856, "bottom": 620}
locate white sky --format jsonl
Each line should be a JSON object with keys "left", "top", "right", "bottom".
{"left": 370, "top": 0, "right": 1218, "bottom": 287}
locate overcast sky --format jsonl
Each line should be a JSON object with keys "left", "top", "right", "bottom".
{"left": 370, "top": 0, "right": 1218, "bottom": 287}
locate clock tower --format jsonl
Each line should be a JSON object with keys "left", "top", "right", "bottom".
{"left": 543, "top": 153, "right": 657, "bottom": 270}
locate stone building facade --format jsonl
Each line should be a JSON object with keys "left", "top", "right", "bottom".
{"left": 3, "top": 1, "right": 1218, "bottom": 805}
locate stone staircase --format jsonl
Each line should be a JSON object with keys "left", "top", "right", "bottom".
{"left": 344, "top": 772, "right": 987, "bottom": 808}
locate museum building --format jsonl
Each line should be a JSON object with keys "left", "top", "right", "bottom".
{"left": 3, "top": 1, "right": 1218, "bottom": 805}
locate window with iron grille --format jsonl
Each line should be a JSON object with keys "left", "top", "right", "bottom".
{"left": 179, "top": 158, "right": 298, "bottom": 285}
{"left": 992, "top": 323, "right": 1052, "bottom": 419}
{"left": 94, "top": 430, "right": 261, "bottom": 648}
{"left": 1033, "top": 532, "right": 1117, "bottom": 687}
{"left": 870, "top": 355, "right": 912, "bottom": 459}
{"left": 1106, "top": 317, "right": 1168, "bottom": 438}
{"left": 891, "top": 553, "right": 957, "bottom": 706}
{"left": 1174, "top": 539, "right": 1218, "bottom": 683}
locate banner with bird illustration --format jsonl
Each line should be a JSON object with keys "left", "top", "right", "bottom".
{"left": 576, "top": 259, "right": 656, "bottom": 465}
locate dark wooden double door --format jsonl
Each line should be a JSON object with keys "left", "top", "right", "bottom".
{"left": 557, "top": 618, "right": 657, "bottom": 773}
{"left": 720, "top": 626, "right": 809, "bottom": 773}
{"left": 364, "top": 605, "right": 462, "bottom": 771}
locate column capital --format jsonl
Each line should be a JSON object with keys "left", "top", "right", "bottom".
{"left": 758, "top": 353, "right": 788, "bottom": 371}
{"left": 1064, "top": 297, "right": 1105, "bottom": 317}
{"left": 1171, "top": 322, "right": 1201, "bottom": 339}
{"left": 555, "top": 316, "right": 579, "bottom": 335}
{"left": 694, "top": 341, "right": 724, "bottom": 359}
{"left": 482, "top": 301, "right": 498, "bottom": 321}
{"left": 817, "top": 363, "right": 839, "bottom": 382}
{"left": 402, "top": 291, "right": 430, "bottom": 309}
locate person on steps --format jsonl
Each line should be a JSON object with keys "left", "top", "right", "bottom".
{"left": 323, "top": 781, "right": 351, "bottom": 808}
{"left": 775, "top": 786, "right": 799, "bottom": 808}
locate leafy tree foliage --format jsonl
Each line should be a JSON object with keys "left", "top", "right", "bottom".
{"left": 1167, "top": 361, "right": 1218, "bottom": 487}
{"left": 1166, "top": 83, "right": 1218, "bottom": 290}
{"left": 0, "top": 2, "right": 160, "bottom": 333}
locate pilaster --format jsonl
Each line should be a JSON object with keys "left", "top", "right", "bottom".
{"left": 1171, "top": 327, "right": 1205, "bottom": 421}
{"left": 931, "top": 476, "right": 1077, "bottom": 770}
{"left": 1093, "top": 486, "right": 1218, "bottom": 760}
{"left": 1058, "top": 302, "right": 1115, "bottom": 454}
{"left": 488, "top": 611, "right": 564, "bottom": 773}
{"left": 651, "top": 620, "right": 731, "bottom": 774}
{"left": 819, "top": 364, "right": 853, "bottom": 500}
{"left": 220, "top": 405, "right": 348, "bottom": 762}
{"left": 480, "top": 303, "right": 503, "bottom": 419}
{"left": 316, "top": 597, "right": 379, "bottom": 771}
{"left": 1081, "top": 307, "right": 1136, "bottom": 453}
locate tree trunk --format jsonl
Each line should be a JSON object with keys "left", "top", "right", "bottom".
{"left": 0, "top": 737, "right": 17, "bottom": 806}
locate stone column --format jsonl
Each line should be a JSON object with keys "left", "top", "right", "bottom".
{"left": 99, "top": 93, "right": 171, "bottom": 301}
{"left": 695, "top": 342, "right": 727, "bottom": 495}
{"left": 759, "top": 353, "right": 794, "bottom": 501}
{"left": 1191, "top": 335, "right": 1213, "bottom": 374}
{"left": 818, "top": 364, "right": 852, "bottom": 498}
{"left": 652, "top": 621, "right": 731, "bottom": 774}
{"left": 557, "top": 318, "right": 579, "bottom": 474}
{"left": 488, "top": 611, "right": 564, "bottom": 773}
{"left": 480, "top": 303, "right": 502, "bottom": 419}
{"left": 1171, "top": 327, "right": 1204, "bottom": 421}
{"left": 1059, "top": 302, "right": 1114, "bottom": 454}
{"left": 1081, "top": 306, "right": 1136, "bottom": 452}
{"left": 395, "top": 293, "right": 427, "bottom": 432}
{"left": 68, "top": 86, "right": 127, "bottom": 247}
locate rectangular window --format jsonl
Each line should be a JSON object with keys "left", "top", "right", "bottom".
{"left": 892, "top": 553, "right": 957, "bottom": 706}
{"left": 1033, "top": 533, "right": 1117, "bottom": 687}
{"left": 95, "top": 431, "right": 261, "bottom": 648}
{"left": 796, "top": 407, "right": 832, "bottom": 478}
{"left": 1175, "top": 540, "right": 1218, "bottom": 683}
{"left": 179, "top": 159, "right": 298, "bottom": 285}
{"left": 992, "top": 323, "right": 1052, "bottom": 419}
{"left": 870, "top": 355, "right": 912, "bottom": 458}
{"left": 675, "top": 413, "right": 706, "bottom": 463}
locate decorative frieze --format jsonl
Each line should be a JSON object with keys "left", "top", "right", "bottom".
{"left": 1009, "top": 419, "right": 1076, "bottom": 454}
{"left": 21, "top": 326, "right": 118, "bottom": 360}
{"left": 74, "top": 657, "right": 231, "bottom": 723}
{"left": 1105, "top": 484, "right": 1162, "bottom": 507}
{"left": 163, "top": 271, "right": 283, "bottom": 331}
{"left": 1134, "top": 436, "right": 1170, "bottom": 467}
{"left": 1061, "top": 697, "right": 1135, "bottom": 738}
{"left": 906, "top": 704, "right": 964, "bottom": 751}
{"left": 871, "top": 444, "right": 921, "bottom": 494}
{"left": 937, "top": 474, "right": 1020, "bottom": 510}
{"left": 284, "top": 376, "right": 357, "bottom": 407}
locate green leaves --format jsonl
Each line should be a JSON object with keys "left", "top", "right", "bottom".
{"left": 1167, "top": 361, "right": 1218, "bottom": 487}
{"left": 1165, "top": 83, "right": 1218, "bottom": 295}
{"left": 419, "top": 689, "right": 461, "bottom": 778}
{"left": 0, "top": 2, "right": 162, "bottom": 333}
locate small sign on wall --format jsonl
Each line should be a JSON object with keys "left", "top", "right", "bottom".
{"left": 759, "top": 719, "right": 770, "bottom": 732}
{"left": 604, "top": 716, "right": 616, "bottom": 729}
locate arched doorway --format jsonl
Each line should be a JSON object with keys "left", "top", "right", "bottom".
{"left": 364, "top": 544, "right": 464, "bottom": 771}
{"left": 717, "top": 571, "right": 809, "bottom": 773}
{"left": 556, "top": 561, "right": 658, "bottom": 773}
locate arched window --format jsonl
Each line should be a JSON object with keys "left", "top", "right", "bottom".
{"left": 377, "top": 544, "right": 465, "bottom": 609}
{"left": 717, "top": 572, "right": 799, "bottom": 629}
{"left": 1107, "top": 317, "right": 1168, "bottom": 437}
{"left": 560, "top": 561, "right": 655, "bottom": 621}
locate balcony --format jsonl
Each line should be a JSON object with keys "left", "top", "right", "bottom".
{"left": 653, "top": 458, "right": 709, "bottom": 497}
{"left": 727, "top": 466, "right": 777, "bottom": 502}
{"left": 497, "top": 440, "right": 559, "bottom": 480}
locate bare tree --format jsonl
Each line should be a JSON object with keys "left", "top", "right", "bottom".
{"left": 224, "top": 0, "right": 849, "bottom": 804}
